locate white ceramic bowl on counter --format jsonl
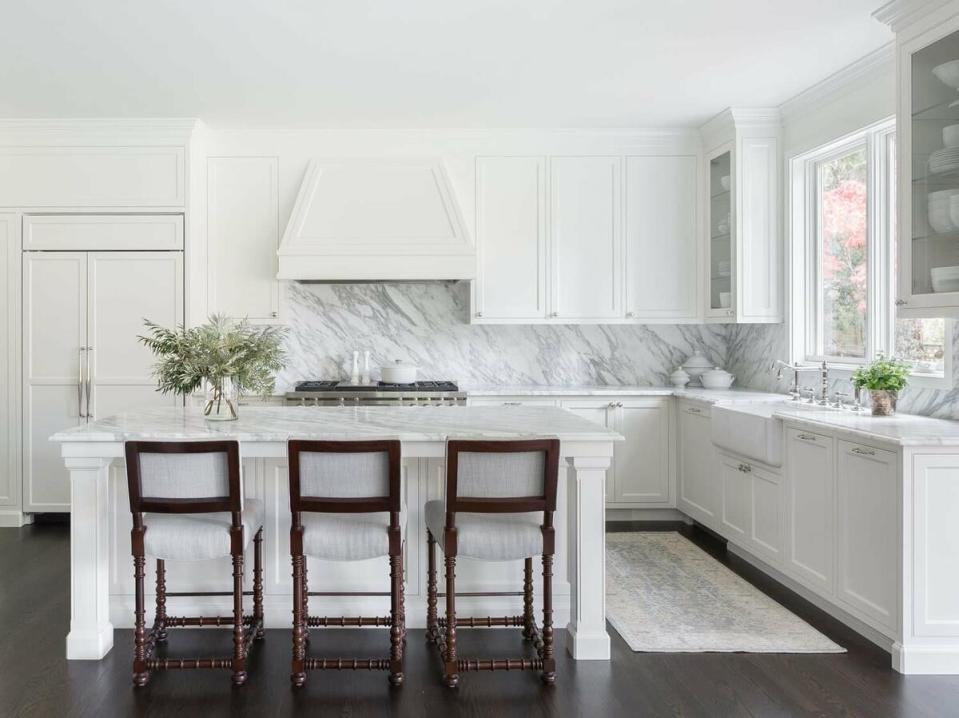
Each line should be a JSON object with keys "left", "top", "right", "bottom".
{"left": 700, "top": 367, "right": 736, "bottom": 390}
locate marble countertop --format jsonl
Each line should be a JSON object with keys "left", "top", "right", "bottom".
{"left": 768, "top": 403, "right": 959, "bottom": 447}
{"left": 50, "top": 405, "right": 624, "bottom": 443}
{"left": 464, "top": 384, "right": 789, "bottom": 404}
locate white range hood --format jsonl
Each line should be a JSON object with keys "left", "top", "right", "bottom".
{"left": 277, "top": 157, "right": 475, "bottom": 281}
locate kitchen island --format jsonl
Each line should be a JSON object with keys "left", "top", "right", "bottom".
{"left": 50, "top": 405, "right": 620, "bottom": 662}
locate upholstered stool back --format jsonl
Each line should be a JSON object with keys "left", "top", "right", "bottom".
{"left": 455, "top": 449, "right": 547, "bottom": 499}
{"left": 297, "top": 450, "right": 391, "bottom": 501}
{"left": 126, "top": 440, "right": 242, "bottom": 513}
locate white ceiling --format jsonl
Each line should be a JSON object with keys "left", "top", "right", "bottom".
{"left": 0, "top": 0, "right": 893, "bottom": 128}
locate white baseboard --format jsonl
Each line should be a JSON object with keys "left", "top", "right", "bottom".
{"left": 893, "top": 643, "right": 959, "bottom": 674}
{"left": 606, "top": 508, "right": 686, "bottom": 522}
{"left": 0, "top": 510, "right": 31, "bottom": 528}
{"left": 727, "top": 543, "right": 894, "bottom": 654}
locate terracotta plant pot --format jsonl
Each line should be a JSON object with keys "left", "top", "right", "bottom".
{"left": 870, "top": 389, "right": 898, "bottom": 416}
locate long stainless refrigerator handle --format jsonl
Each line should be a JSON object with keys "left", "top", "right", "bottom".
{"left": 78, "top": 347, "right": 87, "bottom": 419}
{"left": 85, "top": 346, "right": 93, "bottom": 420}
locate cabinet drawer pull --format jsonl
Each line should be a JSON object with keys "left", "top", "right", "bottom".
{"left": 851, "top": 447, "right": 875, "bottom": 456}
{"left": 686, "top": 407, "right": 702, "bottom": 414}
{"left": 797, "top": 433, "right": 817, "bottom": 442}
{"left": 738, "top": 463, "right": 752, "bottom": 473}
{"left": 503, "top": 401, "right": 521, "bottom": 406}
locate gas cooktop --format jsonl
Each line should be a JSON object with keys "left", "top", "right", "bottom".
{"left": 293, "top": 380, "right": 459, "bottom": 393}
{"left": 286, "top": 380, "right": 466, "bottom": 406}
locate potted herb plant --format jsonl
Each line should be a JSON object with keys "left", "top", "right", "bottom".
{"left": 139, "top": 315, "right": 286, "bottom": 420}
{"left": 851, "top": 355, "right": 911, "bottom": 416}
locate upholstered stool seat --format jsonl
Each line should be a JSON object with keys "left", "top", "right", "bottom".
{"left": 144, "top": 499, "right": 265, "bottom": 562}
{"left": 424, "top": 500, "right": 541, "bottom": 561}
{"left": 301, "top": 507, "right": 406, "bottom": 561}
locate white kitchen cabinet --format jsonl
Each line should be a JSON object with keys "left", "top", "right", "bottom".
{"left": 549, "top": 157, "right": 622, "bottom": 320}
{"left": 473, "top": 157, "right": 547, "bottom": 321}
{"left": 718, "top": 450, "right": 784, "bottom": 565}
{"left": 207, "top": 156, "right": 280, "bottom": 322}
{"left": 891, "top": 10, "right": 959, "bottom": 317}
{"left": 785, "top": 427, "right": 835, "bottom": 594}
{"left": 562, "top": 397, "right": 670, "bottom": 507}
{"left": 677, "top": 401, "right": 718, "bottom": 525}
{"left": 23, "top": 234, "right": 183, "bottom": 512}
{"left": 468, "top": 396, "right": 558, "bottom": 408}
{"left": 720, "top": 454, "right": 751, "bottom": 543}
{"left": 700, "top": 109, "right": 782, "bottom": 323}
{"left": 836, "top": 440, "right": 898, "bottom": 633}
{"left": 0, "top": 214, "right": 21, "bottom": 521}
{"left": 625, "top": 155, "right": 699, "bottom": 321}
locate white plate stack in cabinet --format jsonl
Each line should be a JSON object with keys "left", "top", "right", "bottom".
{"left": 700, "top": 108, "right": 783, "bottom": 323}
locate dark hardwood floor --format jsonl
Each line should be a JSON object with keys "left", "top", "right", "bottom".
{"left": 2, "top": 521, "right": 959, "bottom": 718}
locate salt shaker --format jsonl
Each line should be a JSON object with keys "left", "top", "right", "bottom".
{"left": 350, "top": 350, "right": 360, "bottom": 385}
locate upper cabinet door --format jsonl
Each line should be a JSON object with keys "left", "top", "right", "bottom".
{"left": 87, "top": 252, "right": 183, "bottom": 421}
{"left": 625, "top": 155, "right": 699, "bottom": 321}
{"left": 474, "top": 157, "right": 547, "bottom": 321}
{"left": 899, "top": 21, "right": 959, "bottom": 317}
{"left": 550, "top": 157, "right": 622, "bottom": 319}
{"left": 737, "top": 136, "right": 781, "bottom": 321}
{"left": 207, "top": 156, "right": 280, "bottom": 322}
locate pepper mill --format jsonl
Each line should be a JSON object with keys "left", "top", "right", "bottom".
{"left": 361, "top": 350, "right": 371, "bottom": 385}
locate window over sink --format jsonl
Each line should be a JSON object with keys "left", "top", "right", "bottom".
{"left": 791, "top": 119, "right": 952, "bottom": 386}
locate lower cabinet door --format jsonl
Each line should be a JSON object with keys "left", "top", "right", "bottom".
{"left": 785, "top": 428, "right": 835, "bottom": 594}
{"left": 720, "top": 455, "right": 751, "bottom": 543}
{"left": 750, "top": 463, "right": 784, "bottom": 565}
{"left": 836, "top": 440, "right": 898, "bottom": 633}
{"left": 612, "top": 399, "right": 670, "bottom": 504}
{"left": 678, "top": 402, "right": 718, "bottom": 524}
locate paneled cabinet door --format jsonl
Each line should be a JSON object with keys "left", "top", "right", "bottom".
{"left": 677, "top": 402, "right": 718, "bottom": 524}
{"left": 474, "top": 157, "right": 547, "bottom": 320}
{"left": 785, "top": 428, "right": 835, "bottom": 594}
{"left": 550, "top": 157, "right": 622, "bottom": 319}
{"left": 750, "top": 463, "right": 784, "bottom": 566}
{"left": 23, "top": 252, "right": 87, "bottom": 511}
{"left": 612, "top": 399, "right": 670, "bottom": 504}
{"left": 720, "top": 455, "right": 751, "bottom": 544}
{"left": 0, "top": 214, "right": 18, "bottom": 511}
{"left": 836, "top": 441, "right": 898, "bottom": 633}
{"left": 625, "top": 155, "right": 699, "bottom": 321}
{"left": 207, "top": 156, "right": 280, "bottom": 322}
{"left": 737, "top": 136, "right": 781, "bottom": 322}
{"left": 87, "top": 252, "right": 184, "bottom": 420}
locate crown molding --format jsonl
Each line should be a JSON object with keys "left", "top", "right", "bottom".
{"left": 778, "top": 43, "right": 895, "bottom": 121}
{"left": 699, "top": 107, "right": 780, "bottom": 150}
{"left": 0, "top": 117, "right": 200, "bottom": 143}
{"left": 873, "top": 0, "right": 955, "bottom": 33}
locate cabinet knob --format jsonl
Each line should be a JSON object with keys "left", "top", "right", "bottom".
{"left": 608, "top": 402, "right": 616, "bottom": 409}
{"left": 271, "top": 311, "right": 278, "bottom": 318}
{"left": 895, "top": 299, "right": 907, "bottom": 306}
{"left": 625, "top": 311, "right": 635, "bottom": 318}
{"left": 550, "top": 312, "right": 559, "bottom": 318}
{"left": 475, "top": 311, "right": 483, "bottom": 318}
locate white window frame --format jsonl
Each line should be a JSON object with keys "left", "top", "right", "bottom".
{"left": 788, "top": 117, "right": 952, "bottom": 389}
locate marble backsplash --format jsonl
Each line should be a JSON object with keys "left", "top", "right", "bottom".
{"left": 726, "top": 323, "right": 959, "bottom": 420}
{"left": 276, "top": 282, "right": 727, "bottom": 392}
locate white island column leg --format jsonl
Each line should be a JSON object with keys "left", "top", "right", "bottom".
{"left": 65, "top": 456, "right": 115, "bottom": 659}
{"left": 565, "top": 455, "right": 611, "bottom": 660}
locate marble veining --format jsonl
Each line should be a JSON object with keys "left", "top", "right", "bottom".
{"left": 726, "top": 323, "right": 959, "bottom": 421}
{"left": 50, "top": 405, "right": 623, "bottom": 443}
{"left": 278, "top": 282, "right": 726, "bottom": 391}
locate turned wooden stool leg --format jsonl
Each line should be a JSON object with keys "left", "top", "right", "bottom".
{"left": 302, "top": 559, "right": 310, "bottom": 646}
{"left": 253, "top": 529, "right": 265, "bottom": 640}
{"left": 231, "top": 550, "right": 247, "bottom": 686}
{"left": 132, "top": 553, "right": 150, "bottom": 686}
{"left": 426, "top": 531, "right": 438, "bottom": 644}
{"left": 388, "top": 551, "right": 405, "bottom": 686}
{"left": 540, "top": 553, "right": 556, "bottom": 685}
{"left": 522, "top": 557, "right": 535, "bottom": 642}
{"left": 155, "top": 558, "right": 168, "bottom": 643}
{"left": 443, "top": 555, "right": 459, "bottom": 688}
{"left": 290, "top": 552, "right": 307, "bottom": 687}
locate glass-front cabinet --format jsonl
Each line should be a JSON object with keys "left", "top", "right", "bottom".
{"left": 707, "top": 147, "right": 734, "bottom": 317}
{"left": 901, "top": 17, "right": 959, "bottom": 316}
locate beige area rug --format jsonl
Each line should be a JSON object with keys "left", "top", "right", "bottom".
{"left": 606, "top": 532, "right": 845, "bottom": 653}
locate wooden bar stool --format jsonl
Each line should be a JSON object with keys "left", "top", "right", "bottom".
{"left": 424, "top": 438, "right": 560, "bottom": 688}
{"left": 124, "top": 440, "right": 264, "bottom": 687}
{"left": 288, "top": 439, "right": 405, "bottom": 688}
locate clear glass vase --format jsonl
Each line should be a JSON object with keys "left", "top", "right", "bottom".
{"left": 204, "top": 377, "right": 240, "bottom": 421}
{"left": 870, "top": 389, "right": 898, "bottom": 416}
